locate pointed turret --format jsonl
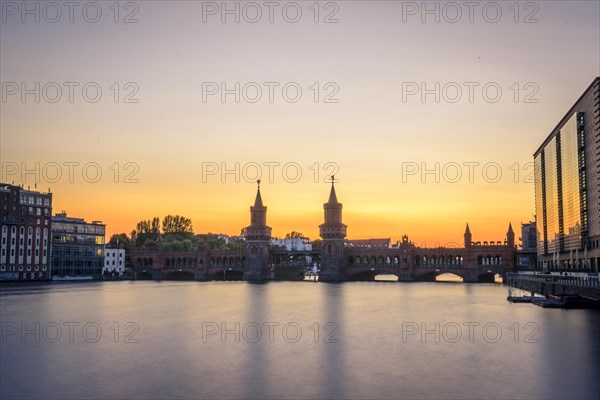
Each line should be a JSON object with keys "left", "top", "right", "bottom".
{"left": 507, "top": 222, "right": 515, "bottom": 248}
{"left": 328, "top": 182, "right": 338, "bottom": 204}
{"left": 245, "top": 180, "right": 271, "bottom": 241}
{"left": 464, "top": 223, "right": 472, "bottom": 248}
{"left": 319, "top": 177, "right": 347, "bottom": 240}
{"left": 253, "top": 185, "right": 264, "bottom": 208}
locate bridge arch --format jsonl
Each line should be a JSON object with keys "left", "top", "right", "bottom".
{"left": 414, "top": 270, "right": 466, "bottom": 282}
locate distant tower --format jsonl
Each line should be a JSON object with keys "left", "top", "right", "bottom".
{"left": 507, "top": 223, "right": 515, "bottom": 248}
{"left": 319, "top": 177, "right": 347, "bottom": 281}
{"left": 243, "top": 180, "right": 272, "bottom": 281}
{"left": 464, "top": 223, "right": 472, "bottom": 248}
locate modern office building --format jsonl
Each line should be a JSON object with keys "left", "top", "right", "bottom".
{"left": 51, "top": 212, "right": 106, "bottom": 278}
{"left": 534, "top": 77, "right": 599, "bottom": 272}
{"left": 0, "top": 183, "right": 53, "bottom": 280}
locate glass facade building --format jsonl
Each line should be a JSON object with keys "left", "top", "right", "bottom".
{"left": 534, "top": 78, "right": 599, "bottom": 272}
{"left": 51, "top": 212, "right": 105, "bottom": 277}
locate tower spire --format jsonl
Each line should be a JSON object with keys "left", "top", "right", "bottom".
{"left": 464, "top": 223, "right": 472, "bottom": 248}
{"left": 328, "top": 175, "right": 338, "bottom": 204}
{"left": 253, "top": 179, "right": 264, "bottom": 208}
{"left": 507, "top": 222, "right": 515, "bottom": 248}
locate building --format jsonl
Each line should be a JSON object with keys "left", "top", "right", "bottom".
{"left": 516, "top": 222, "right": 537, "bottom": 270}
{"left": 534, "top": 77, "right": 600, "bottom": 272}
{"left": 0, "top": 183, "right": 52, "bottom": 280}
{"left": 270, "top": 237, "right": 312, "bottom": 251}
{"left": 51, "top": 212, "right": 106, "bottom": 278}
{"left": 520, "top": 222, "right": 537, "bottom": 252}
{"left": 345, "top": 238, "right": 391, "bottom": 249}
{"left": 103, "top": 247, "right": 125, "bottom": 276}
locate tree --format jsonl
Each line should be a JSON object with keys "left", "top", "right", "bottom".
{"left": 197, "top": 233, "right": 227, "bottom": 250}
{"left": 285, "top": 231, "right": 304, "bottom": 239}
{"left": 226, "top": 238, "right": 246, "bottom": 250}
{"left": 162, "top": 215, "right": 193, "bottom": 233}
{"left": 151, "top": 217, "right": 161, "bottom": 233}
{"left": 136, "top": 220, "right": 151, "bottom": 234}
{"left": 142, "top": 239, "right": 157, "bottom": 250}
{"left": 182, "top": 239, "right": 193, "bottom": 251}
{"left": 311, "top": 239, "right": 323, "bottom": 250}
{"left": 109, "top": 233, "right": 129, "bottom": 249}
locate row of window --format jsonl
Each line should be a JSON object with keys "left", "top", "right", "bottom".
{"left": 2, "top": 225, "right": 49, "bottom": 236}
{"left": 1, "top": 247, "right": 47, "bottom": 258}
{"left": 20, "top": 194, "right": 51, "bottom": 207}
{"left": 1, "top": 265, "right": 47, "bottom": 272}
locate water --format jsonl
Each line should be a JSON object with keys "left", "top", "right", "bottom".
{"left": 1, "top": 281, "right": 598, "bottom": 400}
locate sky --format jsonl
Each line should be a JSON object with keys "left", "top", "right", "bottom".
{"left": 1, "top": 0, "right": 599, "bottom": 246}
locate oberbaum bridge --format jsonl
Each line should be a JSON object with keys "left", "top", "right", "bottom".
{"left": 131, "top": 179, "right": 516, "bottom": 282}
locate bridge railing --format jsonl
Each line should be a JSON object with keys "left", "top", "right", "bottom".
{"left": 507, "top": 272, "right": 600, "bottom": 288}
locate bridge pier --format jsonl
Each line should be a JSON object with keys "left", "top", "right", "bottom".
{"left": 463, "top": 270, "right": 479, "bottom": 283}
{"left": 195, "top": 271, "right": 209, "bottom": 281}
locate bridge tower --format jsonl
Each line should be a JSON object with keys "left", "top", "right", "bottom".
{"left": 319, "top": 177, "right": 347, "bottom": 281}
{"left": 243, "top": 180, "right": 272, "bottom": 281}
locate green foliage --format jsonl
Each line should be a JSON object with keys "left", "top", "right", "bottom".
{"left": 109, "top": 233, "right": 129, "bottom": 249}
{"left": 162, "top": 215, "right": 193, "bottom": 233}
{"left": 142, "top": 238, "right": 157, "bottom": 250}
{"left": 285, "top": 231, "right": 304, "bottom": 239}
{"left": 226, "top": 237, "right": 247, "bottom": 250}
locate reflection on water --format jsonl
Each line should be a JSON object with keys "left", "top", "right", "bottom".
{"left": 1, "top": 281, "right": 598, "bottom": 399}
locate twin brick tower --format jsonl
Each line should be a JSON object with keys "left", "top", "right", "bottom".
{"left": 242, "top": 178, "right": 347, "bottom": 281}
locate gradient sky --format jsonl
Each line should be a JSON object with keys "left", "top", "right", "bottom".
{"left": 1, "top": 1, "right": 599, "bottom": 246}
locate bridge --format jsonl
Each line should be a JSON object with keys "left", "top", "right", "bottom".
{"left": 130, "top": 181, "right": 517, "bottom": 282}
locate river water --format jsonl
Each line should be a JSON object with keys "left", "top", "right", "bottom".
{"left": 1, "top": 281, "right": 598, "bottom": 399}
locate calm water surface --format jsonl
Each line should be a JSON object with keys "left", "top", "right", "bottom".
{"left": 1, "top": 281, "right": 598, "bottom": 400}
